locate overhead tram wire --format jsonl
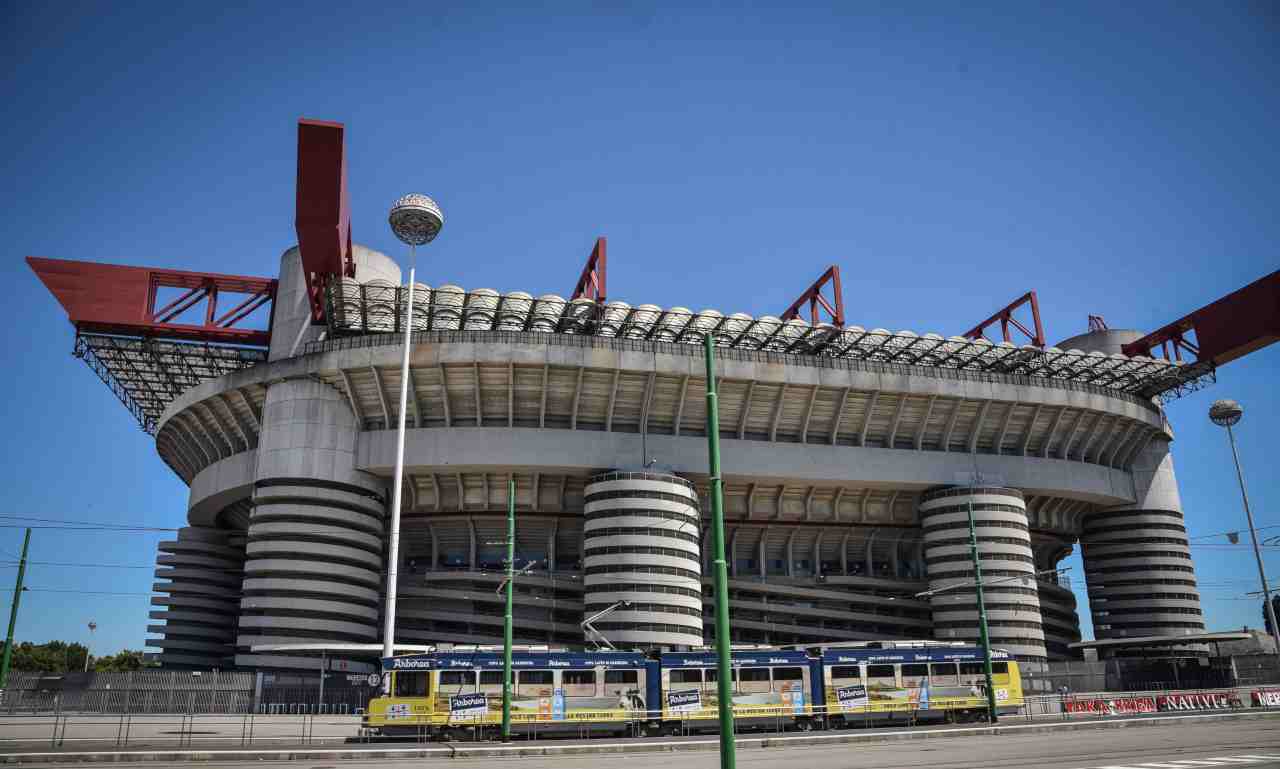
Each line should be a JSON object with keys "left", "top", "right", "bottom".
{"left": 0, "top": 514, "right": 178, "bottom": 531}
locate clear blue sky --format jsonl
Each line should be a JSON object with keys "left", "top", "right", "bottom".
{"left": 2, "top": 2, "right": 1277, "bottom": 656}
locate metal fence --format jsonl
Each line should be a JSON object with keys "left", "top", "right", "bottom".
{"left": 0, "top": 687, "right": 1277, "bottom": 752}
{"left": 0, "top": 671, "right": 381, "bottom": 716}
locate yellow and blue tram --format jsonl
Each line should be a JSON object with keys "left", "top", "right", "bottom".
{"left": 364, "top": 641, "right": 1023, "bottom": 738}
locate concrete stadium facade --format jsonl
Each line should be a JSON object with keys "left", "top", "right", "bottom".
{"left": 147, "top": 245, "right": 1205, "bottom": 675}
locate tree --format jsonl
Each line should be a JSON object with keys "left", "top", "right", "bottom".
{"left": 4, "top": 641, "right": 89, "bottom": 673}
{"left": 92, "top": 650, "right": 148, "bottom": 672}
{"left": 1266, "top": 594, "right": 1280, "bottom": 635}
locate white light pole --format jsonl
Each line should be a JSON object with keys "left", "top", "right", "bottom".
{"left": 1209, "top": 399, "right": 1280, "bottom": 656}
{"left": 382, "top": 194, "right": 444, "bottom": 683}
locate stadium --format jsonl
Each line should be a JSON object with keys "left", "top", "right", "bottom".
{"left": 28, "top": 120, "right": 1278, "bottom": 685}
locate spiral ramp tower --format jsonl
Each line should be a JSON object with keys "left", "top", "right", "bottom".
{"left": 919, "top": 486, "right": 1048, "bottom": 673}
{"left": 582, "top": 471, "right": 704, "bottom": 649}
{"left": 1080, "top": 435, "right": 1206, "bottom": 654}
{"left": 149, "top": 526, "right": 246, "bottom": 669}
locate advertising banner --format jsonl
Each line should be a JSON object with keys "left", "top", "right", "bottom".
{"left": 1253, "top": 689, "right": 1280, "bottom": 707}
{"left": 780, "top": 682, "right": 805, "bottom": 714}
{"left": 448, "top": 693, "right": 489, "bottom": 719}
{"left": 836, "top": 685, "right": 868, "bottom": 710}
{"left": 1156, "top": 692, "right": 1238, "bottom": 711}
{"left": 667, "top": 689, "right": 702, "bottom": 713}
{"left": 1063, "top": 696, "right": 1157, "bottom": 715}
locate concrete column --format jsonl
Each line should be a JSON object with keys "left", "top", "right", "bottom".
{"left": 1080, "top": 435, "right": 1205, "bottom": 655}
{"left": 235, "top": 377, "right": 386, "bottom": 672}
{"left": 919, "top": 486, "right": 1048, "bottom": 668}
{"left": 582, "top": 471, "right": 703, "bottom": 649}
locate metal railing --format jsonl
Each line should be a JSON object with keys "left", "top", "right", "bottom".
{"left": 1, "top": 684, "right": 1277, "bottom": 753}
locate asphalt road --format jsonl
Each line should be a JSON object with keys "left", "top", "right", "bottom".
{"left": 6, "top": 715, "right": 1280, "bottom": 768}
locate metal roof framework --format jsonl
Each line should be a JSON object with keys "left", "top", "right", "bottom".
{"left": 75, "top": 333, "right": 267, "bottom": 434}
{"left": 323, "top": 285, "right": 1212, "bottom": 401}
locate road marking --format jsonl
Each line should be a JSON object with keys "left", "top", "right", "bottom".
{"left": 1084, "top": 757, "right": 1280, "bottom": 769}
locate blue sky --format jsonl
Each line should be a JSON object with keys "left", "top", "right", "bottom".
{"left": 2, "top": 2, "right": 1277, "bottom": 655}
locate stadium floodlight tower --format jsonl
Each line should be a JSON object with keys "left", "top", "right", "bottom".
{"left": 1209, "top": 399, "right": 1280, "bottom": 656}
{"left": 382, "top": 193, "right": 444, "bottom": 674}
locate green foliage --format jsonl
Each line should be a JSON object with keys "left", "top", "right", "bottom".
{"left": 5, "top": 640, "right": 89, "bottom": 673}
{"left": 91, "top": 649, "right": 148, "bottom": 672}
{"left": 1, "top": 642, "right": 153, "bottom": 673}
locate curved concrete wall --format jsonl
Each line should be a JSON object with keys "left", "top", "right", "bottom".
{"left": 583, "top": 471, "right": 703, "bottom": 649}
{"left": 919, "top": 486, "right": 1048, "bottom": 665}
{"left": 1080, "top": 437, "right": 1205, "bottom": 651}
{"left": 1055, "top": 329, "right": 1144, "bottom": 356}
{"left": 235, "top": 378, "right": 388, "bottom": 670}
{"left": 269, "top": 244, "right": 401, "bottom": 362}
{"left": 148, "top": 527, "right": 245, "bottom": 669}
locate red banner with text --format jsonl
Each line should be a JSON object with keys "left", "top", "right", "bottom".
{"left": 1064, "top": 697, "right": 1156, "bottom": 715}
{"left": 1156, "top": 692, "right": 1241, "bottom": 711}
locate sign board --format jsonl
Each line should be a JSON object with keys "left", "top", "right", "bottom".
{"left": 836, "top": 685, "right": 868, "bottom": 709}
{"left": 1157, "top": 692, "right": 1238, "bottom": 711}
{"left": 385, "top": 703, "right": 411, "bottom": 720}
{"left": 449, "top": 693, "right": 489, "bottom": 719}
{"left": 1064, "top": 696, "right": 1156, "bottom": 715}
{"left": 1252, "top": 689, "right": 1280, "bottom": 707}
{"left": 367, "top": 673, "right": 383, "bottom": 687}
{"left": 667, "top": 689, "right": 702, "bottom": 713}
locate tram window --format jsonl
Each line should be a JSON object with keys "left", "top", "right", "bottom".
{"left": 394, "top": 672, "right": 428, "bottom": 698}
{"left": 866, "top": 665, "right": 897, "bottom": 688}
{"left": 929, "top": 663, "right": 959, "bottom": 686}
{"left": 772, "top": 667, "right": 803, "bottom": 692}
{"left": 563, "top": 670, "right": 597, "bottom": 697}
{"left": 830, "top": 666, "right": 861, "bottom": 685}
{"left": 518, "top": 670, "right": 554, "bottom": 696}
{"left": 670, "top": 669, "right": 702, "bottom": 685}
{"left": 438, "top": 671, "right": 475, "bottom": 694}
{"left": 901, "top": 664, "right": 928, "bottom": 687}
{"left": 738, "top": 667, "right": 771, "bottom": 694}
{"left": 478, "top": 671, "right": 504, "bottom": 694}
{"left": 991, "top": 662, "right": 1009, "bottom": 677}
{"left": 604, "top": 670, "right": 638, "bottom": 696}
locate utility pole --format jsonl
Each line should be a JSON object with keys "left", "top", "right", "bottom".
{"left": 966, "top": 487, "right": 998, "bottom": 723}
{"left": 1, "top": 529, "right": 31, "bottom": 690}
{"left": 703, "top": 334, "right": 736, "bottom": 769}
{"left": 502, "top": 477, "right": 515, "bottom": 743}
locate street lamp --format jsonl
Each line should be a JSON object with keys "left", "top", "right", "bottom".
{"left": 84, "top": 621, "right": 96, "bottom": 673}
{"left": 381, "top": 194, "right": 444, "bottom": 678}
{"left": 1209, "top": 399, "right": 1280, "bottom": 655}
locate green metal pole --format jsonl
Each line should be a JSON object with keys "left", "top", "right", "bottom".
{"left": 502, "top": 478, "right": 515, "bottom": 743}
{"left": 967, "top": 494, "right": 998, "bottom": 723}
{"left": 703, "top": 334, "right": 736, "bottom": 769}
{"left": 1, "top": 528, "right": 31, "bottom": 691}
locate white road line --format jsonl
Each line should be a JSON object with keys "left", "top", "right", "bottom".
{"left": 1082, "top": 757, "right": 1280, "bottom": 769}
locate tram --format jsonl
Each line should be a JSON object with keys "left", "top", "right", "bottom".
{"left": 363, "top": 641, "right": 1024, "bottom": 738}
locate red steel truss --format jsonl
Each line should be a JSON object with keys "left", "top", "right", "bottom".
{"left": 295, "top": 118, "right": 355, "bottom": 321}
{"left": 1122, "top": 269, "right": 1280, "bottom": 365}
{"left": 569, "top": 237, "right": 607, "bottom": 304}
{"left": 27, "top": 257, "right": 276, "bottom": 346}
{"left": 780, "top": 265, "right": 845, "bottom": 327}
{"left": 963, "top": 290, "right": 1046, "bottom": 348}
